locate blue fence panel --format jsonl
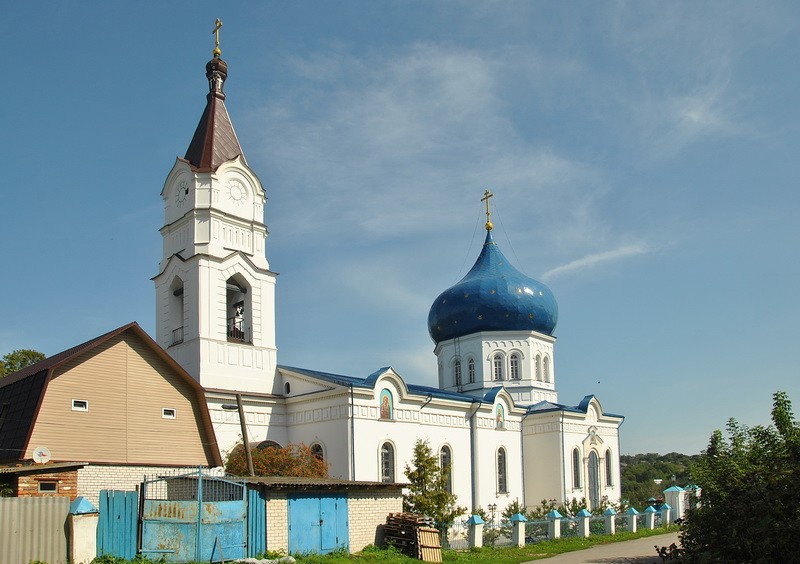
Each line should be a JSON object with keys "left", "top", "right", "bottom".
{"left": 97, "top": 490, "right": 138, "bottom": 560}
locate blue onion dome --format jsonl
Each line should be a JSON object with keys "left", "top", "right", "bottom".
{"left": 428, "top": 229, "right": 558, "bottom": 344}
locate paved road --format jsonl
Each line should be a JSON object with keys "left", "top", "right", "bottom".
{"left": 523, "top": 531, "right": 679, "bottom": 564}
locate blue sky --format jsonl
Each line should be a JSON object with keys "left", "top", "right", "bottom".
{"left": 3, "top": 2, "right": 799, "bottom": 455}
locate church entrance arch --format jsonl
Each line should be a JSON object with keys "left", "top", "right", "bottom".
{"left": 588, "top": 451, "right": 600, "bottom": 510}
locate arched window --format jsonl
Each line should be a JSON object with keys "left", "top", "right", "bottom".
{"left": 543, "top": 356, "right": 551, "bottom": 383}
{"left": 572, "top": 448, "right": 581, "bottom": 489}
{"left": 311, "top": 443, "right": 324, "bottom": 462}
{"left": 284, "top": 382, "right": 291, "bottom": 395}
{"left": 535, "top": 354, "right": 542, "bottom": 381}
{"left": 468, "top": 359, "right": 475, "bottom": 383}
{"left": 440, "top": 446, "right": 453, "bottom": 493}
{"left": 380, "top": 442, "right": 395, "bottom": 483}
{"left": 510, "top": 353, "right": 520, "bottom": 380}
{"left": 169, "top": 277, "right": 185, "bottom": 345}
{"left": 497, "top": 447, "right": 508, "bottom": 494}
{"left": 605, "top": 450, "right": 613, "bottom": 486}
{"left": 493, "top": 354, "right": 504, "bottom": 380}
{"left": 226, "top": 276, "right": 251, "bottom": 343}
{"left": 454, "top": 360, "right": 462, "bottom": 387}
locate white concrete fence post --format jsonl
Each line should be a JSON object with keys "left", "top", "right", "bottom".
{"left": 663, "top": 486, "right": 685, "bottom": 522}
{"left": 660, "top": 503, "right": 672, "bottom": 525}
{"left": 467, "top": 514, "right": 484, "bottom": 549}
{"left": 603, "top": 508, "right": 617, "bottom": 535}
{"left": 644, "top": 505, "right": 657, "bottom": 529}
{"left": 68, "top": 497, "right": 99, "bottom": 564}
{"left": 510, "top": 512, "right": 527, "bottom": 547}
{"left": 547, "top": 509, "right": 563, "bottom": 539}
{"left": 577, "top": 508, "right": 592, "bottom": 537}
{"left": 625, "top": 507, "right": 639, "bottom": 533}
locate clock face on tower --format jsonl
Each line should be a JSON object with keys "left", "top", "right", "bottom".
{"left": 226, "top": 179, "right": 247, "bottom": 206}
{"left": 175, "top": 180, "right": 190, "bottom": 208}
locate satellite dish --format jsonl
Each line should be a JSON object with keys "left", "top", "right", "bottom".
{"left": 32, "top": 446, "right": 51, "bottom": 464}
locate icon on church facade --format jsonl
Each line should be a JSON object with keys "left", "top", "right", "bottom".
{"left": 379, "top": 389, "right": 393, "bottom": 420}
{"left": 495, "top": 404, "right": 505, "bottom": 429}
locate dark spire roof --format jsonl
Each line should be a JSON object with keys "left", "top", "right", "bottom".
{"left": 183, "top": 55, "right": 246, "bottom": 172}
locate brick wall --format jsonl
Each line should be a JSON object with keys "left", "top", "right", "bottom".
{"left": 16, "top": 469, "right": 79, "bottom": 500}
{"left": 77, "top": 465, "right": 223, "bottom": 506}
{"left": 265, "top": 492, "right": 288, "bottom": 553}
{"left": 348, "top": 490, "right": 403, "bottom": 552}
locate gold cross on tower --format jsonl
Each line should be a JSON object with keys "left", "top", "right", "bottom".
{"left": 481, "top": 189, "right": 494, "bottom": 231}
{"left": 212, "top": 18, "right": 223, "bottom": 58}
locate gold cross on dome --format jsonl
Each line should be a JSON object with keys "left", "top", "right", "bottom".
{"left": 212, "top": 19, "right": 223, "bottom": 58}
{"left": 481, "top": 190, "right": 494, "bottom": 231}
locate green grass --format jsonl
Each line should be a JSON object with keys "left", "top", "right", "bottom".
{"left": 293, "top": 526, "right": 679, "bottom": 563}
{"left": 88, "top": 526, "right": 678, "bottom": 564}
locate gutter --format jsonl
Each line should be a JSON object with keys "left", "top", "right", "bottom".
{"left": 467, "top": 399, "right": 483, "bottom": 510}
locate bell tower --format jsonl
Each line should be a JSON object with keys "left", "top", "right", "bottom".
{"left": 154, "top": 24, "right": 278, "bottom": 394}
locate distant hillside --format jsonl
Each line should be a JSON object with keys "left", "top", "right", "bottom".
{"left": 620, "top": 452, "right": 700, "bottom": 508}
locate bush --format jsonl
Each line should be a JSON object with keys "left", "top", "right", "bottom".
{"left": 225, "top": 442, "right": 329, "bottom": 477}
{"left": 679, "top": 391, "right": 800, "bottom": 562}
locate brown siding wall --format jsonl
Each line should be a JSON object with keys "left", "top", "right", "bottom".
{"left": 26, "top": 333, "right": 215, "bottom": 466}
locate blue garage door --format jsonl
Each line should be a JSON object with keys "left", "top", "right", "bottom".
{"left": 288, "top": 493, "right": 348, "bottom": 554}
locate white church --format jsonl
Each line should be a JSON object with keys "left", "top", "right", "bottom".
{"left": 153, "top": 42, "right": 624, "bottom": 514}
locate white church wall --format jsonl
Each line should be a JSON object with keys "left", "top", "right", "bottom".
{"left": 434, "top": 332, "right": 558, "bottom": 404}
{"left": 560, "top": 410, "right": 622, "bottom": 509}
{"left": 469, "top": 404, "right": 525, "bottom": 514}
{"left": 285, "top": 394, "right": 352, "bottom": 479}
{"left": 206, "top": 396, "right": 289, "bottom": 462}
{"left": 522, "top": 412, "right": 566, "bottom": 507}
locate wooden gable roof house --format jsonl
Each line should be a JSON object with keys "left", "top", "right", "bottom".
{"left": 0, "top": 322, "right": 222, "bottom": 503}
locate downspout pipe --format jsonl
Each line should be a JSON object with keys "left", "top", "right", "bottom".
{"left": 350, "top": 384, "right": 356, "bottom": 480}
{"left": 519, "top": 409, "right": 533, "bottom": 506}
{"left": 561, "top": 410, "right": 567, "bottom": 504}
{"left": 467, "top": 399, "right": 483, "bottom": 511}
{"left": 420, "top": 393, "right": 433, "bottom": 410}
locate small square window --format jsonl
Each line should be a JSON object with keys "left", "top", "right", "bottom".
{"left": 162, "top": 408, "right": 176, "bottom": 419}
{"left": 38, "top": 481, "right": 58, "bottom": 493}
{"left": 72, "top": 399, "right": 88, "bottom": 412}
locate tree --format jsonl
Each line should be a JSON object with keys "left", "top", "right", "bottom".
{"left": 675, "top": 391, "right": 800, "bottom": 562}
{"left": 403, "top": 439, "right": 466, "bottom": 528}
{"left": 0, "top": 349, "right": 45, "bottom": 376}
{"left": 225, "top": 442, "right": 329, "bottom": 478}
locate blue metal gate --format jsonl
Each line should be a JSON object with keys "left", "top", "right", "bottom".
{"left": 288, "top": 493, "right": 348, "bottom": 554}
{"left": 97, "top": 490, "right": 138, "bottom": 559}
{"left": 140, "top": 469, "right": 247, "bottom": 562}
{"left": 247, "top": 488, "right": 267, "bottom": 557}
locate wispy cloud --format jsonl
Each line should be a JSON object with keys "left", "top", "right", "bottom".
{"left": 247, "top": 43, "right": 607, "bottom": 251}
{"left": 541, "top": 244, "right": 649, "bottom": 282}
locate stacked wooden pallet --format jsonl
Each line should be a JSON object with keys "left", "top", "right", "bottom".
{"left": 384, "top": 513, "right": 442, "bottom": 562}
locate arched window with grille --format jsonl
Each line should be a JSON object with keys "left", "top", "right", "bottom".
{"left": 440, "top": 445, "right": 453, "bottom": 493}
{"left": 380, "top": 442, "right": 395, "bottom": 482}
{"left": 497, "top": 447, "right": 508, "bottom": 494}
{"left": 572, "top": 448, "right": 581, "bottom": 489}
{"left": 468, "top": 358, "right": 475, "bottom": 383}
{"left": 535, "top": 354, "right": 542, "bottom": 381}
{"left": 493, "top": 354, "right": 504, "bottom": 380}
{"left": 605, "top": 449, "right": 613, "bottom": 486}
{"left": 454, "top": 360, "right": 462, "bottom": 387}
{"left": 311, "top": 443, "right": 324, "bottom": 462}
{"left": 510, "top": 353, "right": 520, "bottom": 379}
{"left": 543, "top": 356, "right": 551, "bottom": 383}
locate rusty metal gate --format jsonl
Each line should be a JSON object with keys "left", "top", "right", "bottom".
{"left": 140, "top": 469, "right": 246, "bottom": 562}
